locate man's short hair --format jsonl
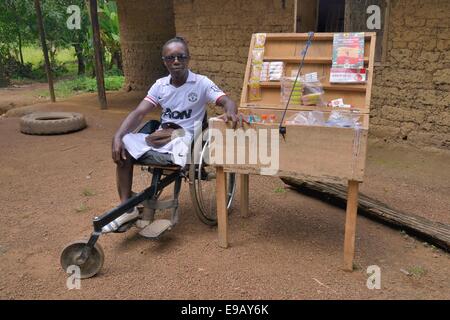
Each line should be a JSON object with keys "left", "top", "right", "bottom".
{"left": 162, "top": 36, "right": 190, "bottom": 57}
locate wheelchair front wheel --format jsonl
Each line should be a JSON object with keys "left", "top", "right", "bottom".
{"left": 189, "top": 139, "right": 236, "bottom": 226}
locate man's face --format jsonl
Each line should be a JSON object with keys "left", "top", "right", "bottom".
{"left": 162, "top": 42, "right": 190, "bottom": 78}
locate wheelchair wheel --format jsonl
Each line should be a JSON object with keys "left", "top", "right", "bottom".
{"left": 189, "top": 139, "right": 236, "bottom": 226}
{"left": 60, "top": 240, "right": 104, "bottom": 279}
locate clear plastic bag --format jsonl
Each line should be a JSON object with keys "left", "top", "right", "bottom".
{"left": 281, "top": 76, "right": 303, "bottom": 105}
{"left": 281, "top": 73, "right": 326, "bottom": 107}
{"left": 285, "top": 111, "right": 325, "bottom": 126}
{"left": 300, "top": 76, "right": 326, "bottom": 107}
{"left": 325, "top": 110, "right": 361, "bottom": 128}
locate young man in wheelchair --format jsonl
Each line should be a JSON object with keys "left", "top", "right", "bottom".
{"left": 104, "top": 36, "right": 240, "bottom": 233}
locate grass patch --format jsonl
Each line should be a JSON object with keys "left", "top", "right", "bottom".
{"left": 37, "top": 75, "right": 124, "bottom": 98}
{"left": 274, "top": 187, "right": 286, "bottom": 194}
{"left": 407, "top": 265, "right": 427, "bottom": 277}
{"left": 75, "top": 203, "right": 89, "bottom": 213}
{"left": 81, "top": 188, "right": 96, "bottom": 197}
{"left": 22, "top": 46, "right": 76, "bottom": 68}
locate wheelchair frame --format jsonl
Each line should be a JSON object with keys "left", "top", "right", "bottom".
{"left": 60, "top": 117, "right": 236, "bottom": 278}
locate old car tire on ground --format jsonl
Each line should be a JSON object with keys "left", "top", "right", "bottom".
{"left": 20, "top": 112, "right": 87, "bottom": 135}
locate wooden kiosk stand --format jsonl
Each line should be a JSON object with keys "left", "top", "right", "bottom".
{"left": 210, "top": 32, "right": 376, "bottom": 271}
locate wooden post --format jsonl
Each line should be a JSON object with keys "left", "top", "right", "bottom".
{"left": 34, "top": 0, "right": 55, "bottom": 102}
{"left": 343, "top": 180, "right": 359, "bottom": 271}
{"left": 89, "top": 0, "right": 107, "bottom": 109}
{"left": 216, "top": 166, "right": 228, "bottom": 248}
{"left": 240, "top": 174, "right": 249, "bottom": 217}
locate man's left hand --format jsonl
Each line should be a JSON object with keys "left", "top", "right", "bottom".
{"left": 218, "top": 111, "right": 248, "bottom": 129}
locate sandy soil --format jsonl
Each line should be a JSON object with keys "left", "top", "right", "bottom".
{"left": 0, "top": 82, "right": 50, "bottom": 115}
{"left": 0, "top": 90, "right": 449, "bottom": 299}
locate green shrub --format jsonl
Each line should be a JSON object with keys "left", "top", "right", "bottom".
{"left": 37, "top": 75, "right": 124, "bottom": 98}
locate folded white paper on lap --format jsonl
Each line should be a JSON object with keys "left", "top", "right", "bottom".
{"left": 122, "top": 132, "right": 191, "bottom": 167}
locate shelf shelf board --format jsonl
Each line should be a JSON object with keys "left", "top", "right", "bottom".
{"left": 263, "top": 56, "right": 369, "bottom": 64}
{"left": 255, "top": 81, "right": 367, "bottom": 92}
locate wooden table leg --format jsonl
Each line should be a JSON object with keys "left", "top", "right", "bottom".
{"left": 216, "top": 166, "right": 228, "bottom": 248}
{"left": 344, "top": 180, "right": 359, "bottom": 271}
{"left": 240, "top": 174, "right": 249, "bottom": 218}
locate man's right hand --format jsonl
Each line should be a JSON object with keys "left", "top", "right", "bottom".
{"left": 112, "top": 136, "right": 127, "bottom": 165}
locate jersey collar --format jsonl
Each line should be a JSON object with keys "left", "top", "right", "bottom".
{"left": 163, "top": 70, "right": 196, "bottom": 86}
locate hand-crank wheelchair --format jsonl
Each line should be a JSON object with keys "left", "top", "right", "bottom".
{"left": 60, "top": 115, "right": 236, "bottom": 278}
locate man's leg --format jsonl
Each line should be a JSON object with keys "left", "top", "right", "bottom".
{"left": 102, "top": 150, "right": 139, "bottom": 233}
{"left": 116, "top": 149, "right": 134, "bottom": 203}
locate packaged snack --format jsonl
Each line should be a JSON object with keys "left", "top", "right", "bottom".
{"left": 252, "top": 48, "right": 264, "bottom": 63}
{"left": 251, "top": 64, "right": 262, "bottom": 79}
{"left": 300, "top": 75, "right": 326, "bottom": 107}
{"left": 302, "top": 92, "right": 323, "bottom": 106}
{"left": 254, "top": 33, "right": 267, "bottom": 49}
{"left": 260, "top": 62, "right": 270, "bottom": 81}
{"left": 248, "top": 77, "right": 261, "bottom": 101}
{"left": 281, "top": 76, "right": 303, "bottom": 105}
{"left": 269, "top": 114, "right": 276, "bottom": 123}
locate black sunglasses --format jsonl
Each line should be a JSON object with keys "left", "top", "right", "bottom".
{"left": 162, "top": 54, "right": 189, "bottom": 62}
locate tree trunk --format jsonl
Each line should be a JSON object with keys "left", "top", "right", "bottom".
{"left": 74, "top": 43, "right": 85, "bottom": 75}
{"left": 49, "top": 43, "right": 57, "bottom": 69}
{"left": 110, "top": 50, "right": 122, "bottom": 71}
{"left": 18, "top": 30, "right": 24, "bottom": 66}
{"left": 0, "top": 61, "right": 10, "bottom": 88}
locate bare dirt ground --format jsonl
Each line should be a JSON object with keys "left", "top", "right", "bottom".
{"left": 0, "top": 82, "right": 50, "bottom": 115}
{"left": 0, "top": 89, "right": 449, "bottom": 300}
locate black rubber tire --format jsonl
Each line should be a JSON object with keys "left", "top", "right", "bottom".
{"left": 20, "top": 112, "right": 87, "bottom": 135}
{"left": 189, "top": 139, "right": 236, "bottom": 226}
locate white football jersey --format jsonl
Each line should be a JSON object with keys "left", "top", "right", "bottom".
{"left": 123, "top": 70, "right": 226, "bottom": 166}
{"left": 144, "top": 70, "right": 226, "bottom": 135}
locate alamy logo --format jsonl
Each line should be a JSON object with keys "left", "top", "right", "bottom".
{"left": 66, "top": 265, "right": 81, "bottom": 290}
{"left": 188, "top": 92, "right": 198, "bottom": 102}
{"left": 66, "top": 5, "right": 81, "bottom": 30}
{"left": 162, "top": 108, "right": 192, "bottom": 120}
{"left": 367, "top": 5, "right": 381, "bottom": 30}
{"left": 366, "top": 265, "right": 381, "bottom": 290}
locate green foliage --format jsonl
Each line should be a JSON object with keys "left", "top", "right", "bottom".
{"left": 1, "top": 0, "right": 122, "bottom": 82}
{"left": 37, "top": 75, "right": 124, "bottom": 98}
{"left": 0, "top": 0, "right": 36, "bottom": 60}
{"left": 98, "top": 1, "right": 122, "bottom": 69}
{"left": 407, "top": 265, "right": 427, "bottom": 277}
{"left": 274, "top": 187, "right": 286, "bottom": 193}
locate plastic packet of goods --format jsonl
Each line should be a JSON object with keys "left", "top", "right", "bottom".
{"left": 252, "top": 48, "right": 264, "bottom": 63}
{"left": 325, "top": 110, "right": 361, "bottom": 128}
{"left": 300, "top": 74, "right": 326, "bottom": 107}
{"left": 286, "top": 111, "right": 326, "bottom": 126}
{"left": 251, "top": 64, "right": 262, "bottom": 79}
{"left": 268, "top": 61, "right": 284, "bottom": 81}
{"left": 248, "top": 77, "right": 262, "bottom": 101}
{"left": 281, "top": 76, "right": 303, "bottom": 105}
{"left": 254, "top": 33, "right": 267, "bottom": 48}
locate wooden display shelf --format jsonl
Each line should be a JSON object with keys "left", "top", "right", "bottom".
{"left": 211, "top": 32, "right": 377, "bottom": 272}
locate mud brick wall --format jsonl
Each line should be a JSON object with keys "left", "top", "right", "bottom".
{"left": 117, "top": 0, "right": 176, "bottom": 91}
{"left": 370, "top": 0, "right": 450, "bottom": 149}
{"left": 173, "top": 0, "right": 295, "bottom": 102}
